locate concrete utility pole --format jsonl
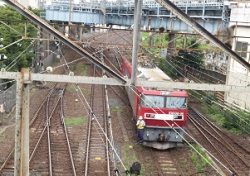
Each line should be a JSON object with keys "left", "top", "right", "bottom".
{"left": 69, "top": 0, "right": 72, "bottom": 25}
{"left": 131, "top": 0, "right": 143, "bottom": 85}
{"left": 14, "top": 68, "right": 30, "bottom": 176}
{"left": 103, "top": 0, "right": 106, "bottom": 25}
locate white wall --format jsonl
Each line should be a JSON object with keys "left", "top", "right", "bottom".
{"left": 226, "top": 4, "right": 250, "bottom": 110}
{"left": 18, "top": 0, "right": 39, "bottom": 9}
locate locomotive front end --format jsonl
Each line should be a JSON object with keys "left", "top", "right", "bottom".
{"left": 137, "top": 91, "right": 188, "bottom": 150}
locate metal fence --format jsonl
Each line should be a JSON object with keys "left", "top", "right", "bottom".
{"left": 0, "top": 50, "right": 59, "bottom": 113}
{"left": 0, "top": 83, "right": 16, "bottom": 113}
{"left": 32, "top": 50, "right": 59, "bottom": 73}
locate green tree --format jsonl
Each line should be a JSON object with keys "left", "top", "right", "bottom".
{"left": 0, "top": 5, "right": 37, "bottom": 71}
{"left": 174, "top": 37, "right": 204, "bottom": 69}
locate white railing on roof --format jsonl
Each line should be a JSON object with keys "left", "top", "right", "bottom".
{"left": 44, "top": 0, "right": 224, "bottom": 10}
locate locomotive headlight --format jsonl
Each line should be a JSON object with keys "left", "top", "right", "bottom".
{"left": 146, "top": 114, "right": 155, "bottom": 118}
{"left": 150, "top": 114, "right": 155, "bottom": 118}
{"left": 176, "top": 132, "right": 179, "bottom": 138}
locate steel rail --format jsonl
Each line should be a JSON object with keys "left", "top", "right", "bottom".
{"left": 155, "top": 0, "right": 250, "bottom": 71}
{"left": 104, "top": 83, "right": 111, "bottom": 176}
{"left": 84, "top": 64, "right": 96, "bottom": 176}
{"left": 104, "top": 83, "right": 118, "bottom": 176}
{"left": 3, "top": 0, "right": 126, "bottom": 84}
{"left": 193, "top": 108, "right": 250, "bottom": 151}
{"left": 29, "top": 126, "right": 47, "bottom": 162}
{"left": 0, "top": 148, "right": 14, "bottom": 173}
{"left": 190, "top": 113, "right": 249, "bottom": 167}
{"left": 46, "top": 96, "right": 61, "bottom": 176}
{"left": 60, "top": 86, "right": 77, "bottom": 176}
{"left": 0, "top": 85, "right": 57, "bottom": 173}
{"left": 30, "top": 86, "right": 63, "bottom": 163}
{"left": 188, "top": 115, "right": 237, "bottom": 175}
{"left": 30, "top": 84, "right": 57, "bottom": 125}
{"left": 101, "top": 55, "right": 111, "bottom": 176}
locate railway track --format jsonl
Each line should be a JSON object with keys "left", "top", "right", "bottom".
{"left": 30, "top": 83, "right": 76, "bottom": 175}
{"left": 187, "top": 106, "right": 250, "bottom": 176}
{"left": 151, "top": 149, "right": 178, "bottom": 176}
{"left": 99, "top": 32, "right": 190, "bottom": 176}
{"left": 84, "top": 64, "right": 110, "bottom": 176}
{"left": 0, "top": 83, "right": 77, "bottom": 175}
{"left": 0, "top": 85, "right": 56, "bottom": 175}
{"left": 29, "top": 84, "right": 61, "bottom": 175}
{"left": 2, "top": 29, "right": 237, "bottom": 175}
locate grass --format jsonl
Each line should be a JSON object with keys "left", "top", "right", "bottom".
{"left": 66, "top": 84, "right": 76, "bottom": 93}
{"left": 123, "top": 144, "right": 141, "bottom": 175}
{"left": 111, "top": 106, "right": 124, "bottom": 113}
{"left": 188, "top": 90, "right": 249, "bottom": 134}
{"left": 66, "top": 84, "right": 90, "bottom": 96}
{"left": 64, "top": 116, "right": 87, "bottom": 127}
{"left": 74, "top": 63, "right": 87, "bottom": 75}
{"left": 123, "top": 144, "right": 131, "bottom": 167}
{"left": 140, "top": 32, "right": 150, "bottom": 46}
{"left": 190, "top": 145, "right": 212, "bottom": 172}
{"left": 201, "top": 102, "right": 247, "bottom": 134}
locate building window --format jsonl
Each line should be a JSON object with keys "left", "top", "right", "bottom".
{"left": 236, "top": 41, "right": 248, "bottom": 58}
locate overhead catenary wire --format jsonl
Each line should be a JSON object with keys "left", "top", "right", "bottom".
{"left": 50, "top": 42, "right": 129, "bottom": 174}
{"left": 5, "top": 40, "right": 35, "bottom": 71}
{"left": 129, "top": 85, "right": 228, "bottom": 175}
{"left": 178, "top": 50, "right": 250, "bottom": 85}
{"left": 115, "top": 38, "right": 235, "bottom": 175}
{"left": 76, "top": 84, "right": 129, "bottom": 174}
{"left": 165, "top": 56, "right": 250, "bottom": 134}
{"left": 23, "top": 24, "right": 248, "bottom": 175}
{"left": 142, "top": 31, "right": 250, "bottom": 85}
{"left": 0, "top": 20, "right": 23, "bottom": 36}
{"left": 89, "top": 41, "right": 228, "bottom": 174}
{"left": 167, "top": 56, "right": 250, "bottom": 125}
{"left": 0, "top": 79, "right": 16, "bottom": 86}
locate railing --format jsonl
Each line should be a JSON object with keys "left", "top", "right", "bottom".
{"left": 44, "top": 0, "right": 225, "bottom": 11}
{"left": 0, "top": 83, "right": 16, "bottom": 112}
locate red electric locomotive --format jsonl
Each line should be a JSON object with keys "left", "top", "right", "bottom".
{"left": 121, "top": 56, "right": 188, "bottom": 150}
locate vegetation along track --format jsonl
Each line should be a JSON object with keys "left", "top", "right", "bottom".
{"left": 187, "top": 106, "right": 250, "bottom": 176}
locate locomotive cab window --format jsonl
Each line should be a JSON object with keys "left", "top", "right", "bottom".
{"left": 166, "top": 97, "right": 187, "bottom": 109}
{"left": 141, "top": 95, "right": 165, "bottom": 108}
{"left": 141, "top": 95, "right": 187, "bottom": 109}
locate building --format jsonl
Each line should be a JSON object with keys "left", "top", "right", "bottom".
{"left": 20, "top": 0, "right": 39, "bottom": 8}
{"left": 226, "top": 2, "right": 250, "bottom": 110}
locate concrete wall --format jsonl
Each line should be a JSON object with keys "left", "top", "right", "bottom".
{"left": 226, "top": 2, "right": 250, "bottom": 110}
{"left": 18, "top": 0, "right": 39, "bottom": 9}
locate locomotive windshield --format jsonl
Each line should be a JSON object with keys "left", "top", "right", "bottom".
{"left": 140, "top": 95, "right": 187, "bottom": 109}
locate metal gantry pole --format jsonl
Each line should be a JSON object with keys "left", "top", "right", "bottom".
{"left": 131, "top": 0, "right": 143, "bottom": 85}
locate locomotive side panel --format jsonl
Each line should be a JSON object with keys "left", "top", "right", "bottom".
{"left": 121, "top": 57, "right": 138, "bottom": 118}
